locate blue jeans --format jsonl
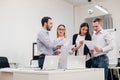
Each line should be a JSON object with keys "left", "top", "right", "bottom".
{"left": 91, "top": 55, "right": 109, "bottom": 80}
{"left": 38, "top": 54, "right": 45, "bottom": 69}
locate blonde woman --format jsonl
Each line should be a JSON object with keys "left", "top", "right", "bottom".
{"left": 54, "top": 24, "right": 73, "bottom": 69}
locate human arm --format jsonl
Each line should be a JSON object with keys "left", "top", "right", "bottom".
{"left": 94, "top": 33, "right": 114, "bottom": 53}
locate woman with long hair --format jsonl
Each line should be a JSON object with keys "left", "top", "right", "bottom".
{"left": 72, "top": 22, "right": 92, "bottom": 68}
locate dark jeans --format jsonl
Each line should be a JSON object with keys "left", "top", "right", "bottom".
{"left": 38, "top": 54, "right": 45, "bottom": 69}
{"left": 86, "top": 59, "right": 92, "bottom": 68}
{"left": 91, "top": 55, "right": 109, "bottom": 80}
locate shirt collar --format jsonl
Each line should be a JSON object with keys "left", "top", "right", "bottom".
{"left": 58, "top": 37, "right": 65, "bottom": 40}
{"left": 41, "top": 27, "right": 49, "bottom": 33}
{"left": 94, "top": 29, "right": 104, "bottom": 34}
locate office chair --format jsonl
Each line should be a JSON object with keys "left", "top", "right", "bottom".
{"left": 0, "top": 56, "right": 10, "bottom": 68}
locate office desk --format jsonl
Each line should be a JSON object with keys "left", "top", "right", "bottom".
{"left": 0, "top": 68, "right": 13, "bottom": 80}
{"left": 0, "top": 68, "right": 104, "bottom": 80}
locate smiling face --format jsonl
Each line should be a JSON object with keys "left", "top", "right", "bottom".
{"left": 93, "top": 18, "right": 103, "bottom": 33}
{"left": 80, "top": 26, "right": 88, "bottom": 36}
{"left": 93, "top": 21, "right": 102, "bottom": 33}
{"left": 57, "top": 25, "right": 66, "bottom": 38}
{"left": 79, "top": 23, "right": 90, "bottom": 36}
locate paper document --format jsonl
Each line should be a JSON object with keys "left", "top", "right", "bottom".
{"left": 57, "top": 41, "right": 65, "bottom": 45}
{"left": 68, "top": 45, "right": 75, "bottom": 50}
{"left": 84, "top": 40, "right": 95, "bottom": 50}
{"left": 86, "top": 54, "right": 91, "bottom": 61}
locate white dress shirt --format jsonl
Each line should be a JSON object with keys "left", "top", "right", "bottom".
{"left": 37, "top": 28, "right": 56, "bottom": 55}
{"left": 92, "top": 29, "right": 114, "bottom": 57}
{"left": 53, "top": 37, "right": 73, "bottom": 69}
{"left": 76, "top": 35, "right": 85, "bottom": 56}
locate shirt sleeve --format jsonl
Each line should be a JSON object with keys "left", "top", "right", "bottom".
{"left": 38, "top": 31, "right": 56, "bottom": 50}
{"left": 102, "top": 32, "right": 114, "bottom": 53}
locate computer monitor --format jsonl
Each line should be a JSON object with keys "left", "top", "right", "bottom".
{"left": 32, "top": 42, "right": 39, "bottom": 60}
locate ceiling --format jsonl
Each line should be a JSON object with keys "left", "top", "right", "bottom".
{"left": 64, "top": 0, "right": 105, "bottom": 6}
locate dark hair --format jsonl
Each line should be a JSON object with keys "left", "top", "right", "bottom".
{"left": 79, "top": 23, "right": 91, "bottom": 40}
{"left": 79, "top": 23, "right": 89, "bottom": 35}
{"left": 93, "top": 18, "right": 102, "bottom": 23}
{"left": 41, "top": 16, "right": 52, "bottom": 26}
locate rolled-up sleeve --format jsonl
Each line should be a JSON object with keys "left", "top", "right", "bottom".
{"left": 102, "top": 33, "right": 114, "bottom": 53}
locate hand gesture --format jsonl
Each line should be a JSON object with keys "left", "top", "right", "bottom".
{"left": 89, "top": 49, "right": 94, "bottom": 54}
{"left": 79, "top": 40, "right": 84, "bottom": 46}
{"left": 55, "top": 50, "right": 61, "bottom": 55}
{"left": 71, "top": 47, "right": 77, "bottom": 52}
{"left": 94, "top": 46, "right": 103, "bottom": 53}
{"left": 56, "top": 45, "right": 62, "bottom": 49}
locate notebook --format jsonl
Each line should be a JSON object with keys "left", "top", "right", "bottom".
{"left": 66, "top": 56, "right": 85, "bottom": 70}
{"left": 42, "top": 56, "right": 60, "bottom": 70}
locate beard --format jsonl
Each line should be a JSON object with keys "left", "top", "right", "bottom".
{"left": 46, "top": 27, "right": 51, "bottom": 31}
{"left": 46, "top": 24, "right": 51, "bottom": 31}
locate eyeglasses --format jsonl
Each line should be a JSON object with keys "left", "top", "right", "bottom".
{"left": 58, "top": 28, "right": 65, "bottom": 31}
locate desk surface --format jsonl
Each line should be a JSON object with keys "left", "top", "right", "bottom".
{"left": 0, "top": 68, "right": 103, "bottom": 74}
{"left": 0, "top": 68, "right": 104, "bottom": 80}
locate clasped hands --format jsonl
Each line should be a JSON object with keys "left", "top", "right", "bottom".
{"left": 55, "top": 45, "right": 63, "bottom": 55}
{"left": 72, "top": 40, "right": 84, "bottom": 52}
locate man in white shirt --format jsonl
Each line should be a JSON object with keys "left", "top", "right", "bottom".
{"left": 90, "top": 18, "right": 113, "bottom": 80}
{"left": 37, "top": 16, "right": 61, "bottom": 69}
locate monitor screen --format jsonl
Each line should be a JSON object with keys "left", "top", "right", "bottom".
{"left": 33, "top": 42, "right": 39, "bottom": 60}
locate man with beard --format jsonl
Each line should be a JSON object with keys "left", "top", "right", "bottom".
{"left": 37, "top": 16, "right": 61, "bottom": 69}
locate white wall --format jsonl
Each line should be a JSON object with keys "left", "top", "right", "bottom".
{"left": 0, "top": 0, "right": 74, "bottom": 67}
{"left": 75, "top": 0, "right": 120, "bottom": 57}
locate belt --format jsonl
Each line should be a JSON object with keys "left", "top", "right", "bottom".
{"left": 92, "top": 55, "right": 106, "bottom": 60}
{"left": 39, "top": 54, "right": 45, "bottom": 58}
